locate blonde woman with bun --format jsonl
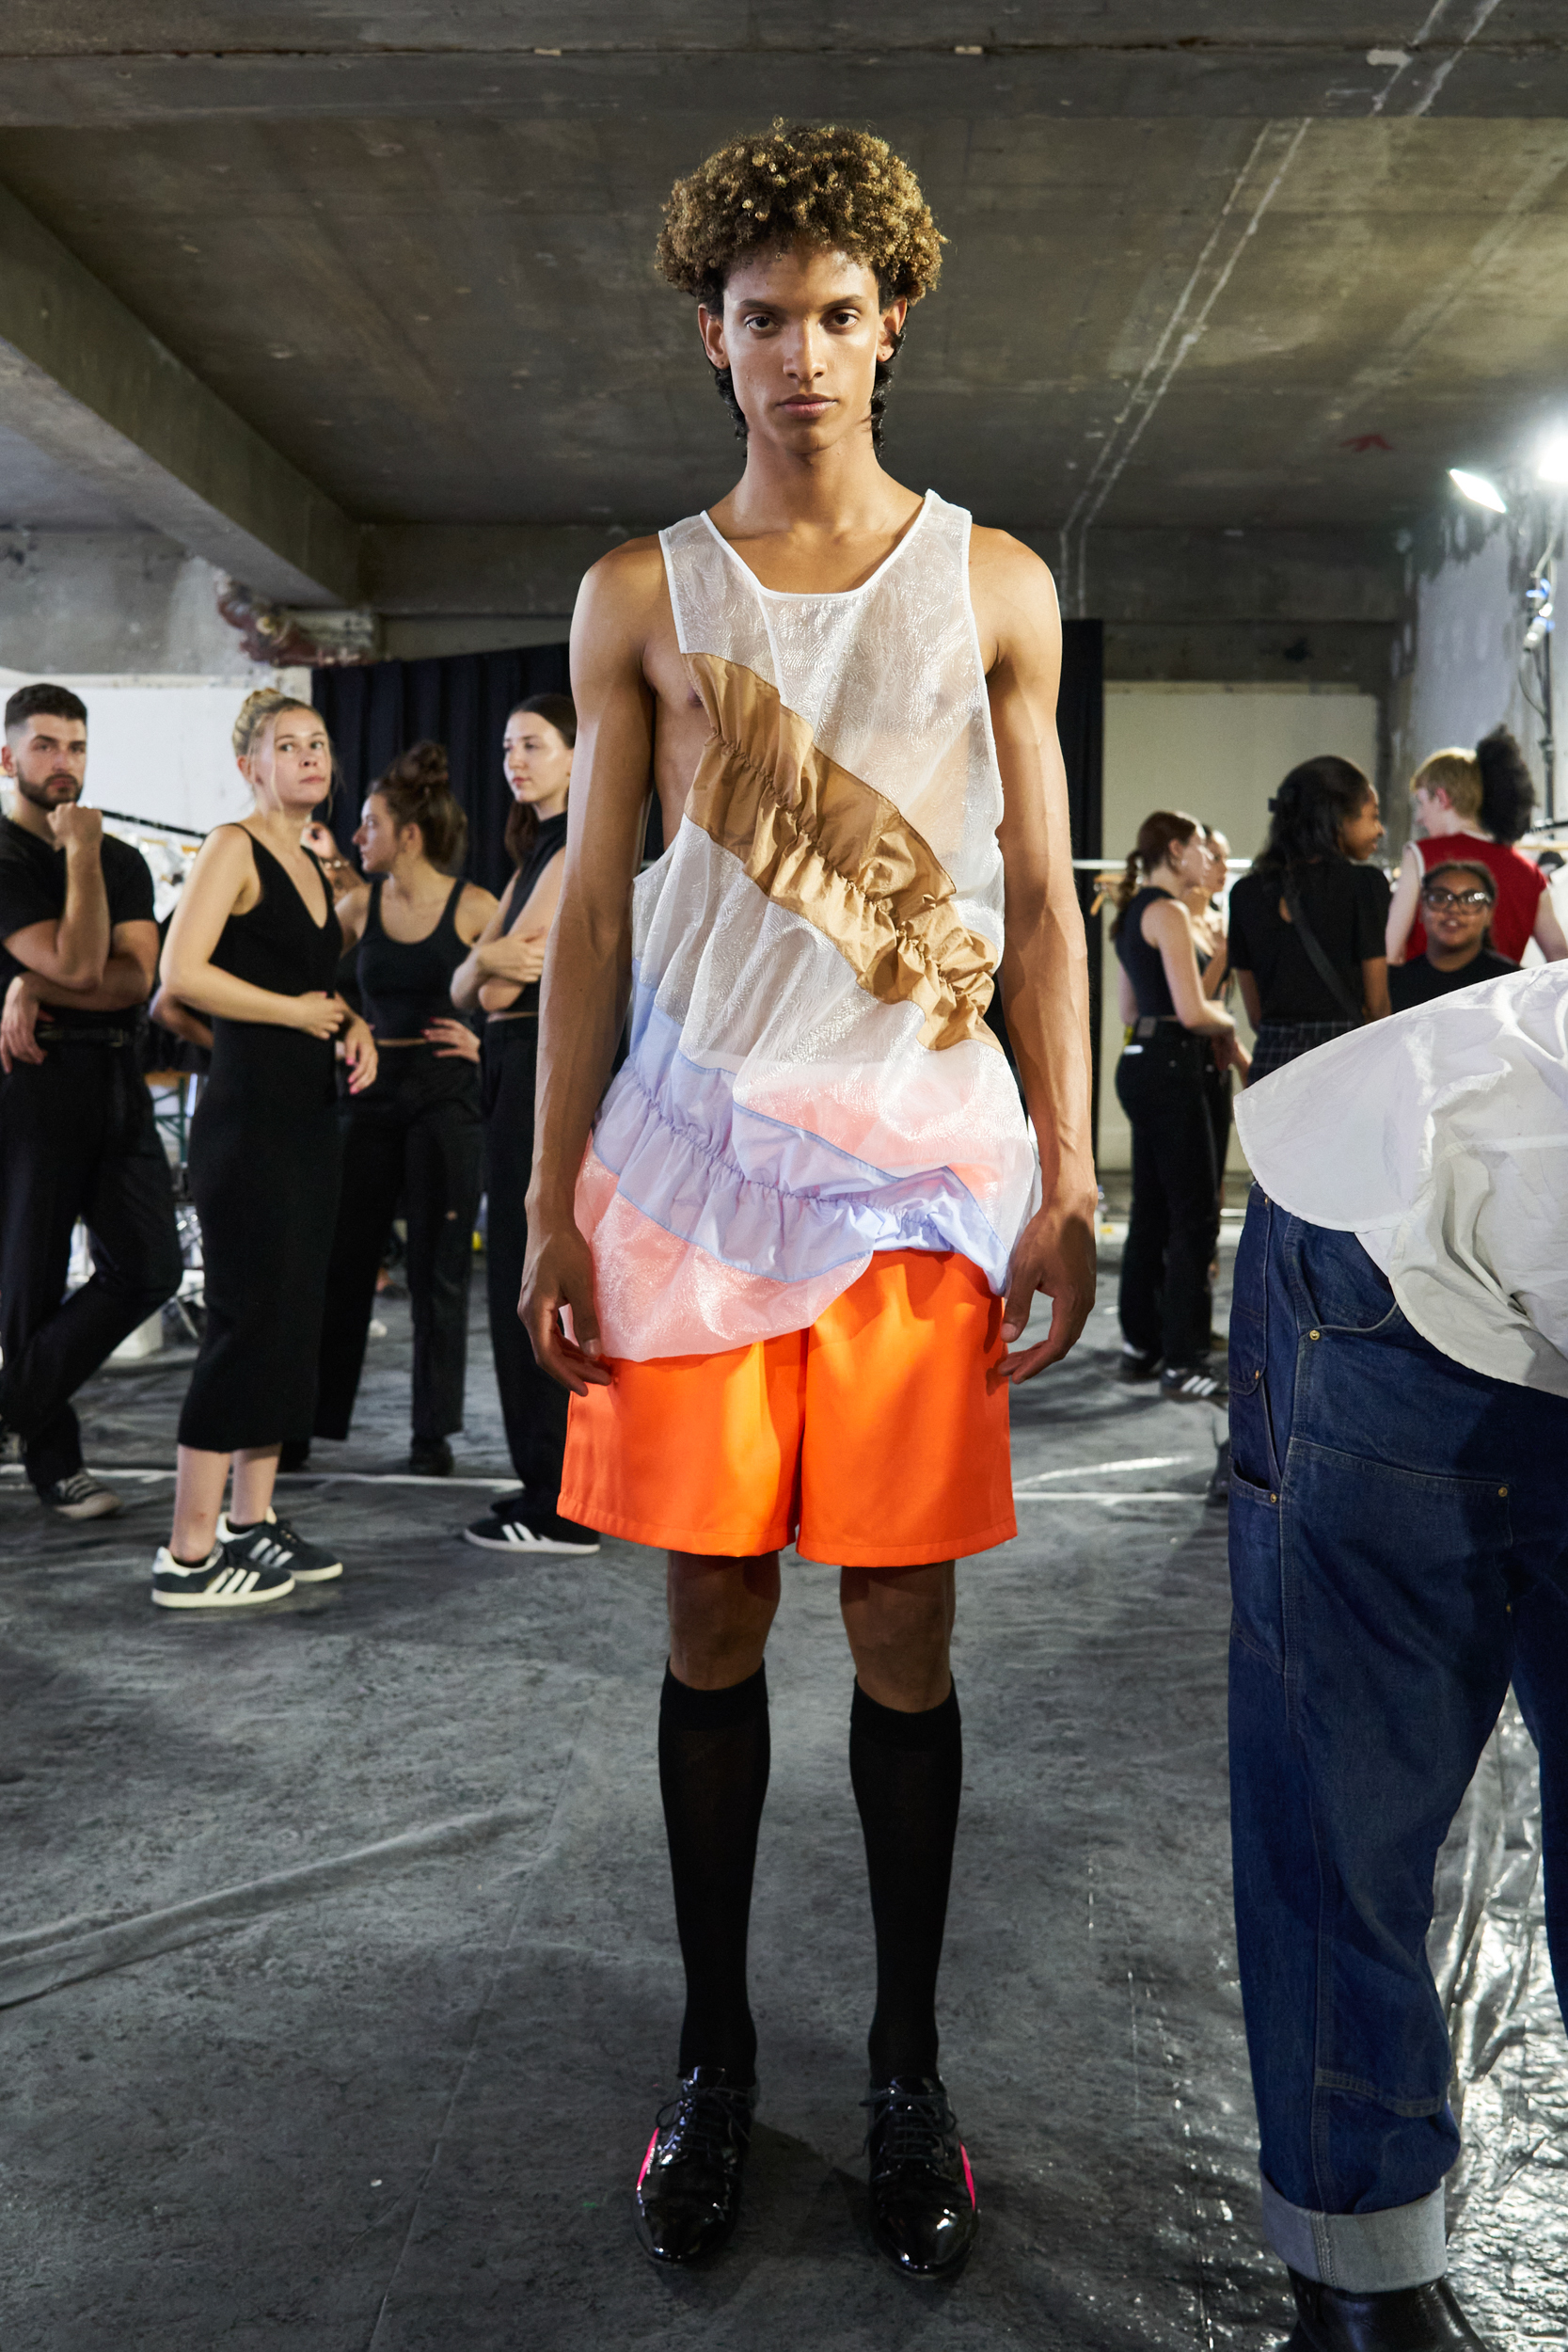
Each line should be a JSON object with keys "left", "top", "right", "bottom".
{"left": 301, "top": 739, "right": 497, "bottom": 1478}
{"left": 150, "top": 690, "right": 376, "bottom": 1610}
{"left": 1386, "top": 726, "right": 1567, "bottom": 967}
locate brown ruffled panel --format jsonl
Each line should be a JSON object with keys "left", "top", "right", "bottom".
{"left": 685, "top": 653, "right": 1000, "bottom": 1054}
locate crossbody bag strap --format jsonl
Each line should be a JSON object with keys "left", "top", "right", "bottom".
{"left": 1280, "top": 876, "right": 1363, "bottom": 1024}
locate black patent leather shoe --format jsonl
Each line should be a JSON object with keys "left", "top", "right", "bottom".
{"left": 632, "top": 2068, "right": 755, "bottom": 2265}
{"left": 863, "top": 2075, "right": 978, "bottom": 2276}
{"left": 1290, "top": 2269, "right": 1493, "bottom": 2351}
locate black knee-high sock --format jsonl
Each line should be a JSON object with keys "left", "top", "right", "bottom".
{"left": 658, "top": 1661, "right": 770, "bottom": 2083}
{"left": 850, "top": 1678, "right": 962, "bottom": 2083}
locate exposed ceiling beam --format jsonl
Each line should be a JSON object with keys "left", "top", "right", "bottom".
{"left": 0, "top": 180, "right": 358, "bottom": 604}
{"left": 1, "top": 38, "right": 1565, "bottom": 129}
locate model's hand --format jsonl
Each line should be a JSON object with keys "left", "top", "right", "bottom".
{"left": 994, "top": 1193, "right": 1098, "bottom": 1385}
{"left": 341, "top": 1011, "right": 378, "bottom": 1093}
{"left": 521, "top": 1216, "right": 612, "bottom": 1395}
{"left": 1218, "top": 1032, "right": 1251, "bottom": 1078}
{"left": 288, "top": 990, "right": 348, "bottom": 1040}
{"left": 480, "top": 930, "right": 547, "bottom": 986}
{"left": 423, "top": 1016, "right": 481, "bottom": 1063}
{"left": 47, "top": 802, "right": 103, "bottom": 851}
{"left": 0, "top": 972, "right": 44, "bottom": 1073}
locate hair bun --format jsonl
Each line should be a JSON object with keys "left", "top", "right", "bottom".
{"left": 1474, "top": 725, "right": 1535, "bottom": 844}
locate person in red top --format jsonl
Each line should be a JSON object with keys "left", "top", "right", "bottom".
{"left": 1386, "top": 726, "right": 1568, "bottom": 966}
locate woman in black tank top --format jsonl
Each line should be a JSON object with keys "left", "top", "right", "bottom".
{"left": 450, "top": 692, "right": 597, "bottom": 1553}
{"left": 305, "top": 743, "right": 497, "bottom": 1476}
{"left": 150, "top": 692, "right": 377, "bottom": 1609}
{"left": 1110, "top": 812, "right": 1244, "bottom": 1404}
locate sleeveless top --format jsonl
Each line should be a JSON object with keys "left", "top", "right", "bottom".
{"left": 358, "top": 874, "right": 467, "bottom": 1036}
{"left": 575, "top": 489, "right": 1040, "bottom": 1361}
{"left": 205, "top": 831, "right": 341, "bottom": 1110}
{"left": 1116, "top": 887, "right": 1179, "bottom": 1020}
{"left": 492, "top": 810, "right": 569, "bottom": 1020}
{"left": 1408, "top": 834, "right": 1546, "bottom": 964}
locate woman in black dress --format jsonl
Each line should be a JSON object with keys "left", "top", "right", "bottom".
{"left": 1227, "top": 756, "right": 1391, "bottom": 1084}
{"left": 151, "top": 691, "right": 376, "bottom": 1609}
{"left": 451, "top": 694, "right": 598, "bottom": 1556}
{"left": 1111, "top": 810, "right": 1245, "bottom": 1406}
{"left": 305, "top": 742, "right": 497, "bottom": 1476}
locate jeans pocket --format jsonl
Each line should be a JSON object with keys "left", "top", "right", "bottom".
{"left": 1229, "top": 1471, "right": 1284, "bottom": 1670}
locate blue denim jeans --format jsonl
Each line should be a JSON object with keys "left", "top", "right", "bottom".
{"left": 1227, "top": 1189, "right": 1568, "bottom": 2291}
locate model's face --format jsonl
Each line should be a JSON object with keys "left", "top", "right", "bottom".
{"left": 355, "top": 793, "right": 410, "bottom": 874}
{"left": 503, "top": 715, "right": 572, "bottom": 805}
{"left": 1339, "top": 791, "right": 1385, "bottom": 861}
{"left": 241, "top": 707, "right": 330, "bottom": 814}
{"left": 1200, "top": 832, "right": 1229, "bottom": 894}
{"left": 1, "top": 713, "right": 87, "bottom": 810}
{"left": 1421, "top": 868, "right": 1493, "bottom": 954}
{"left": 700, "top": 242, "right": 907, "bottom": 454}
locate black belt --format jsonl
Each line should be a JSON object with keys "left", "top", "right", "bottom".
{"left": 35, "top": 1025, "right": 138, "bottom": 1048}
{"left": 1130, "top": 1015, "right": 1185, "bottom": 1040}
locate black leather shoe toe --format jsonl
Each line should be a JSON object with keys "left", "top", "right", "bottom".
{"left": 1290, "top": 2269, "right": 1493, "bottom": 2351}
{"left": 863, "top": 2075, "right": 979, "bottom": 2277}
{"left": 632, "top": 2068, "right": 754, "bottom": 2265}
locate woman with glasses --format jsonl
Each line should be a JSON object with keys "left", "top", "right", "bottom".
{"left": 1387, "top": 726, "right": 1567, "bottom": 969}
{"left": 1388, "top": 859, "right": 1517, "bottom": 1009}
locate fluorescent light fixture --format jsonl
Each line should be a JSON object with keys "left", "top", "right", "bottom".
{"left": 1540, "top": 435, "right": 1568, "bottom": 485}
{"left": 1449, "top": 468, "right": 1507, "bottom": 513}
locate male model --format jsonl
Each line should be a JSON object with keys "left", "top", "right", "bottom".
{"left": 1231, "top": 966, "right": 1568, "bottom": 2352}
{"left": 0, "top": 682, "right": 181, "bottom": 1516}
{"left": 522, "top": 124, "right": 1096, "bottom": 2275}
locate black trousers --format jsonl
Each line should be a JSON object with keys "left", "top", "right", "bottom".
{"left": 0, "top": 1042, "right": 181, "bottom": 1489}
{"left": 481, "top": 1018, "right": 568, "bottom": 1512}
{"left": 314, "top": 1046, "right": 483, "bottom": 1443}
{"left": 1114, "top": 1029, "right": 1219, "bottom": 1370}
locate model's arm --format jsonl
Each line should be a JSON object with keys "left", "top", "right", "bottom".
{"left": 451, "top": 875, "right": 520, "bottom": 1011}
{"left": 972, "top": 532, "right": 1098, "bottom": 1383}
{"left": 477, "top": 856, "right": 566, "bottom": 1013}
{"left": 161, "top": 829, "right": 344, "bottom": 1035}
{"left": 1201, "top": 929, "right": 1230, "bottom": 997}
{"left": 149, "top": 983, "right": 214, "bottom": 1052}
{"left": 334, "top": 882, "right": 372, "bottom": 950}
{"left": 1386, "top": 846, "right": 1422, "bottom": 963}
{"left": 2, "top": 803, "right": 112, "bottom": 989}
{"left": 0, "top": 916, "right": 159, "bottom": 1073}
{"left": 1362, "top": 956, "right": 1392, "bottom": 1019}
{"left": 1116, "top": 958, "right": 1135, "bottom": 1025}
{"left": 521, "top": 548, "right": 662, "bottom": 1392}
{"left": 1533, "top": 889, "right": 1568, "bottom": 961}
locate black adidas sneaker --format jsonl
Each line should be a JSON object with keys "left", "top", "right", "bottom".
{"left": 151, "top": 1544, "right": 294, "bottom": 1610}
{"left": 216, "top": 1508, "right": 343, "bottom": 1582}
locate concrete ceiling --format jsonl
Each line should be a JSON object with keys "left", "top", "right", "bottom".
{"left": 1, "top": 5, "right": 1567, "bottom": 613}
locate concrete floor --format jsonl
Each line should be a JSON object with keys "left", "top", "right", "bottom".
{"left": 1, "top": 1225, "right": 1563, "bottom": 2350}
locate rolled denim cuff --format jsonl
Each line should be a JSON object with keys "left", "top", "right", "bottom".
{"left": 1259, "top": 2174, "right": 1447, "bottom": 2293}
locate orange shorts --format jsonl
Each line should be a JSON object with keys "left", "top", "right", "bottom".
{"left": 559, "top": 1248, "right": 1014, "bottom": 1566}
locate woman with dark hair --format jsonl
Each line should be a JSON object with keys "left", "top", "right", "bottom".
{"left": 451, "top": 694, "right": 599, "bottom": 1553}
{"left": 1113, "top": 810, "right": 1245, "bottom": 1404}
{"left": 297, "top": 741, "right": 497, "bottom": 1477}
{"left": 151, "top": 691, "right": 376, "bottom": 1608}
{"left": 1386, "top": 727, "right": 1568, "bottom": 968}
{"left": 1227, "top": 755, "right": 1391, "bottom": 1085}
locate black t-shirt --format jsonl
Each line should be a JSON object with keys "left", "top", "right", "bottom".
{"left": 0, "top": 813, "right": 155, "bottom": 1029}
{"left": 1388, "top": 946, "right": 1518, "bottom": 1011}
{"left": 1227, "top": 859, "right": 1390, "bottom": 1025}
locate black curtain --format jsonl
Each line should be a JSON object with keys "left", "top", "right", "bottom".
{"left": 311, "top": 644, "right": 570, "bottom": 896}
{"left": 1059, "top": 619, "right": 1105, "bottom": 1158}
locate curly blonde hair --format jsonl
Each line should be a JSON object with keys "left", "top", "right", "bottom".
{"left": 657, "top": 122, "right": 942, "bottom": 448}
{"left": 657, "top": 121, "right": 942, "bottom": 309}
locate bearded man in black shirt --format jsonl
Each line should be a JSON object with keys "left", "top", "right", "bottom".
{"left": 0, "top": 681, "right": 181, "bottom": 1518}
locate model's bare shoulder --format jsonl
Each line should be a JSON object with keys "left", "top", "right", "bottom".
{"left": 573, "top": 534, "right": 675, "bottom": 686}
{"left": 968, "top": 527, "right": 1060, "bottom": 675}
